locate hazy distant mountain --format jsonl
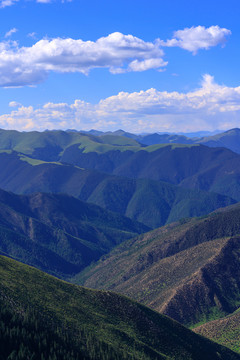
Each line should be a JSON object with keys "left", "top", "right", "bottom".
{"left": 197, "top": 128, "right": 240, "bottom": 154}
{"left": 1, "top": 255, "right": 239, "bottom": 360}
{"left": 79, "top": 128, "right": 240, "bottom": 153}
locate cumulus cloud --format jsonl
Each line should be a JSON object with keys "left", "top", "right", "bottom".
{"left": 162, "top": 26, "right": 231, "bottom": 54}
{"left": 0, "top": 32, "right": 167, "bottom": 87}
{"left": 1, "top": 75, "right": 240, "bottom": 132}
{"left": 0, "top": 27, "right": 231, "bottom": 87}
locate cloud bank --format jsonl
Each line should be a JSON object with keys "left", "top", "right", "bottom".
{"left": 0, "top": 26, "right": 231, "bottom": 87}
{"left": 1, "top": 75, "right": 240, "bottom": 132}
{"left": 0, "top": 32, "right": 167, "bottom": 86}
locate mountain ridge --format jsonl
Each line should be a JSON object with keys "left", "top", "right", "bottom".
{"left": 76, "top": 203, "right": 240, "bottom": 328}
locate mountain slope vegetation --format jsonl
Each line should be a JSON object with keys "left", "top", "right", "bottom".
{"left": 0, "top": 255, "right": 239, "bottom": 360}
{"left": 76, "top": 203, "right": 240, "bottom": 327}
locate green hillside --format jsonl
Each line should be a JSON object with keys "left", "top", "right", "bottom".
{"left": 0, "top": 129, "right": 143, "bottom": 160}
{"left": 0, "top": 255, "right": 239, "bottom": 360}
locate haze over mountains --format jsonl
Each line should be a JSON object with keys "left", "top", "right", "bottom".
{"left": 1, "top": 127, "right": 240, "bottom": 358}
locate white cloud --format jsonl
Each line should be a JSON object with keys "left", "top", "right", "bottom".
{"left": 1, "top": 75, "right": 240, "bottom": 133}
{"left": 9, "top": 101, "right": 22, "bottom": 107}
{"left": 0, "top": 0, "right": 18, "bottom": 8}
{"left": 4, "top": 28, "right": 18, "bottom": 38}
{"left": 0, "top": 27, "right": 231, "bottom": 87}
{"left": 0, "top": 32, "right": 167, "bottom": 87}
{"left": 162, "top": 26, "right": 231, "bottom": 54}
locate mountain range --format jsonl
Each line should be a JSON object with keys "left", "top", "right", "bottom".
{"left": 0, "top": 150, "right": 235, "bottom": 229}
{"left": 1, "top": 127, "right": 240, "bottom": 357}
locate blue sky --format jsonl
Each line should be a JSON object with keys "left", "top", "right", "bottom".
{"left": 0, "top": 0, "right": 240, "bottom": 133}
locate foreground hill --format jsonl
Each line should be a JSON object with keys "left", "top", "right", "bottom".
{"left": 0, "top": 151, "right": 235, "bottom": 228}
{"left": 76, "top": 203, "right": 240, "bottom": 327}
{"left": 0, "top": 188, "right": 147, "bottom": 278}
{"left": 0, "top": 255, "right": 239, "bottom": 360}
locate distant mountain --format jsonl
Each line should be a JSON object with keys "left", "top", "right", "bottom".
{"left": 197, "top": 128, "right": 240, "bottom": 154}
{"left": 0, "top": 151, "right": 235, "bottom": 228}
{"left": 1, "top": 255, "right": 239, "bottom": 360}
{"left": 1, "top": 127, "right": 240, "bottom": 161}
{"left": 0, "top": 128, "right": 143, "bottom": 161}
{"left": 137, "top": 133, "right": 194, "bottom": 145}
{"left": 79, "top": 128, "right": 240, "bottom": 153}
{"left": 76, "top": 203, "right": 240, "bottom": 328}
{"left": 178, "top": 130, "right": 222, "bottom": 138}
{"left": 0, "top": 188, "right": 147, "bottom": 278}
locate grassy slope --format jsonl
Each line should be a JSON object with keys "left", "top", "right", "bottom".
{"left": 0, "top": 129, "right": 143, "bottom": 160}
{"left": 75, "top": 203, "right": 240, "bottom": 327}
{"left": 0, "top": 255, "right": 239, "bottom": 360}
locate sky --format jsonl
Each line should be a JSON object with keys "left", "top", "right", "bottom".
{"left": 0, "top": 0, "right": 240, "bottom": 133}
